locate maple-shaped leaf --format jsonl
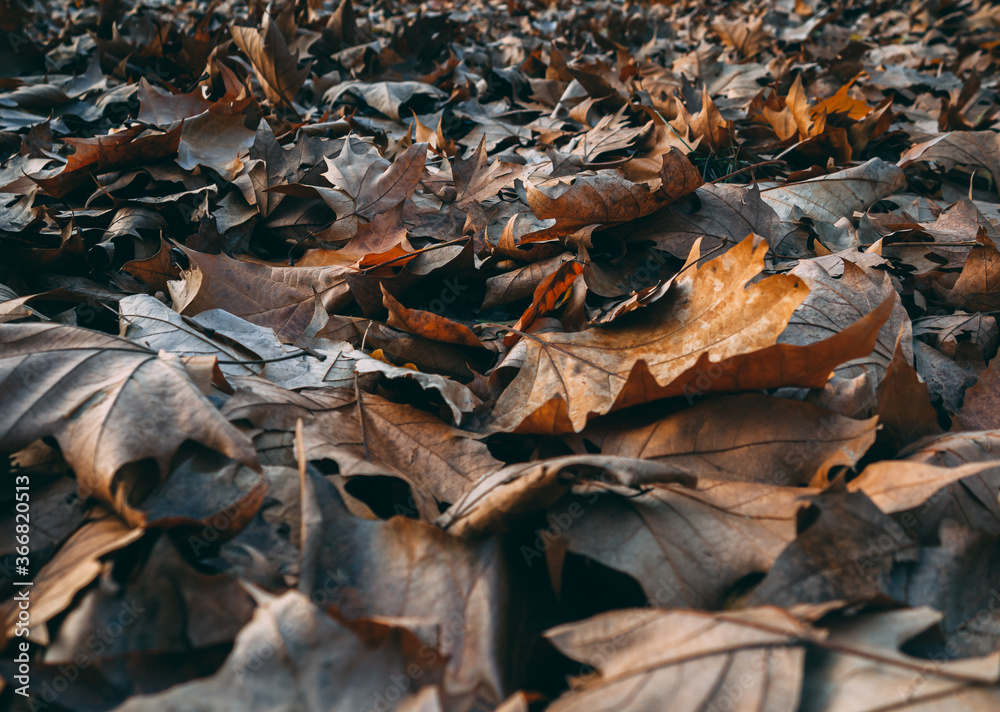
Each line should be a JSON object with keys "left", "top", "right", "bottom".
{"left": 669, "top": 85, "right": 731, "bottom": 152}
{"left": 713, "top": 14, "right": 770, "bottom": 58}
{"left": 485, "top": 236, "right": 892, "bottom": 434}
{"left": 0, "top": 323, "right": 258, "bottom": 525}
{"left": 1, "top": 124, "right": 182, "bottom": 198}
{"left": 317, "top": 138, "right": 428, "bottom": 239}
{"left": 759, "top": 75, "right": 825, "bottom": 141}
{"left": 230, "top": 13, "right": 312, "bottom": 108}
{"left": 568, "top": 107, "right": 650, "bottom": 163}
{"left": 167, "top": 248, "right": 352, "bottom": 342}
{"left": 241, "top": 122, "right": 336, "bottom": 219}
{"left": 812, "top": 74, "right": 872, "bottom": 121}
{"left": 451, "top": 138, "right": 525, "bottom": 208}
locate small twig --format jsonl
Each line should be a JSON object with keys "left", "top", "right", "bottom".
{"left": 354, "top": 372, "right": 371, "bottom": 461}
{"left": 710, "top": 160, "right": 783, "bottom": 184}
{"left": 216, "top": 350, "right": 326, "bottom": 365}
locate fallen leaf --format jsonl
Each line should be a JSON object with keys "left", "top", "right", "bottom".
{"left": 0, "top": 323, "right": 258, "bottom": 524}
{"left": 230, "top": 13, "right": 312, "bottom": 108}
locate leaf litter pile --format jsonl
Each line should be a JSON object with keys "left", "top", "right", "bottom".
{"left": 5, "top": 0, "right": 1000, "bottom": 709}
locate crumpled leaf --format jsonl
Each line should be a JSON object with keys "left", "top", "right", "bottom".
{"left": 230, "top": 13, "right": 313, "bottom": 108}
{"left": 550, "top": 479, "right": 813, "bottom": 608}
{"left": 0, "top": 323, "right": 258, "bottom": 524}
{"left": 168, "top": 248, "right": 352, "bottom": 343}
{"left": 113, "top": 588, "right": 446, "bottom": 712}
{"left": 486, "top": 236, "right": 892, "bottom": 434}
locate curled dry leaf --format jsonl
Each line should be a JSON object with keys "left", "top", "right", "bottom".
{"left": 112, "top": 588, "right": 446, "bottom": 712}
{"left": 525, "top": 170, "right": 668, "bottom": 240}
{"left": 168, "top": 248, "right": 352, "bottom": 343}
{"left": 550, "top": 480, "right": 814, "bottom": 608}
{"left": 0, "top": 323, "right": 258, "bottom": 525}
{"left": 230, "top": 13, "right": 312, "bottom": 108}
{"left": 382, "top": 285, "right": 484, "bottom": 348}
{"left": 487, "top": 235, "right": 892, "bottom": 434}
{"left": 438, "top": 455, "right": 696, "bottom": 539}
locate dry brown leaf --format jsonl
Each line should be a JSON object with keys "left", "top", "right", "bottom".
{"left": 317, "top": 138, "right": 428, "bottom": 239}
{"left": 745, "top": 489, "right": 917, "bottom": 607}
{"left": 761, "top": 158, "right": 906, "bottom": 223}
{"left": 381, "top": 285, "right": 484, "bottom": 348}
{"left": 629, "top": 182, "right": 779, "bottom": 260}
{"left": 600, "top": 393, "right": 877, "bottom": 485}
{"left": 525, "top": 170, "right": 668, "bottom": 240}
{"left": 168, "top": 248, "right": 352, "bottom": 343}
{"left": 223, "top": 386, "right": 500, "bottom": 519}
{"left": 486, "top": 236, "right": 892, "bottom": 434}
{"left": 946, "top": 230, "right": 1000, "bottom": 312}
{"left": 876, "top": 336, "right": 943, "bottom": 451}
{"left": 0, "top": 512, "right": 142, "bottom": 640}
{"left": 802, "top": 608, "right": 1000, "bottom": 712}
{"left": 438, "top": 455, "right": 696, "bottom": 538}
{"left": 713, "top": 15, "right": 770, "bottom": 58}
{"left": 230, "top": 13, "right": 312, "bottom": 108}
{"left": 113, "top": 588, "right": 446, "bottom": 712}
{"left": 900, "top": 131, "right": 1000, "bottom": 200}
{"left": 780, "top": 257, "right": 911, "bottom": 385}
{"left": 550, "top": 479, "right": 814, "bottom": 608}
{"left": 451, "top": 137, "right": 524, "bottom": 208}
{"left": 0, "top": 323, "right": 259, "bottom": 524}
{"left": 545, "top": 606, "right": 812, "bottom": 712}
{"left": 959, "top": 356, "right": 1000, "bottom": 430}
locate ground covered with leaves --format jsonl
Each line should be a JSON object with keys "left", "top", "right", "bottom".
{"left": 3, "top": 0, "right": 1000, "bottom": 709}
